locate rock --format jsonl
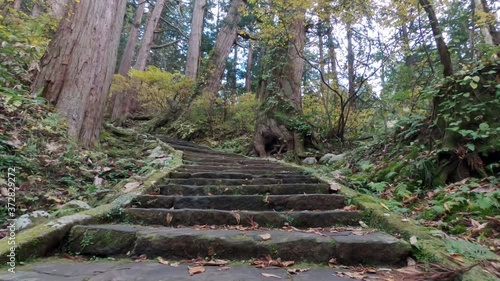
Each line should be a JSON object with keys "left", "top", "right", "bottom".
{"left": 150, "top": 156, "right": 173, "bottom": 167}
{"left": 319, "top": 153, "right": 335, "bottom": 164}
{"left": 62, "top": 200, "right": 92, "bottom": 210}
{"left": 328, "top": 154, "right": 345, "bottom": 164}
{"left": 147, "top": 145, "right": 166, "bottom": 159}
{"left": 15, "top": 216, "right": 32, "bottom": 231}
{"left": 302, "top": 157, "right": 317, "bottom": 165}
{"left": 15, "top": 210, "right": 51, "bottom": 231}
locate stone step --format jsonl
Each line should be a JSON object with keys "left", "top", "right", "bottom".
{"left": 170, "top": 145, "right": 240, "bottom": 156}
{"left": 164, "top": 178, "right": 319, "bottom": 186}
{"left": 130, "top": 194, "right": 346, "bottom": 211}
{"left": 182, "top": 157, "right": 279, "bottom": 165}
{"left": 182, "top": 152, "right": 248, "bottom": 160}
{"left": 159, "top": 137, "right": 210, "bottom": 149}
{"left": 123, "top": 208, "right": 360, "bottom": 228}
{"left": 67, "top": 225, "right": 410, "bottom": 265}
{"left": 176, "top": 166, "right": 300, "bottom": 174}
{"left": 169, "top": 172, "right": 313, "bottom": 180}
{"left": 159, "top": 183, "right": 330, "bottom": 195}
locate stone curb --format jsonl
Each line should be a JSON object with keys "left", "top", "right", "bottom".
{"left": 311, "top": 172, "right": 499, "bottom": 281}
{"left": 0, "top": 137, "right": 184, "bottom": 265}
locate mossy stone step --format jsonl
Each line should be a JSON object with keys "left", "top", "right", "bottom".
{"left": 168, "top": 172, "right": 315, "bottom": 180}
{"left": 130, "top": 194, "right": 346, "bottom": 211}
{"left": 67, "top": 225, "right": 410, "bottom": 265}
{"left": 176, "top": 166, "right": 300, "bottom": 173}
{"left": 164, "top": 177, "right": 319, "bottom": 186}
{"left": 159, "top": 183, "right": 330, "bottom": 195}
{"left": 123, "top": 208, "right": 360, "bottom": 228}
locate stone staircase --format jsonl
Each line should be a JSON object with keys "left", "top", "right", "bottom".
{"left": 66, "top": 139, "right": 410, "bottom": 266}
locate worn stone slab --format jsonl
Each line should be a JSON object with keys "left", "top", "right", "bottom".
{"left": 123, "top": 208, "right": 361, "bottom": 228}
{"left": 165, "top": 178, "right": 321, "bottom": 186}
{"left": 176, "top": 165, "right": 300, "bottom": 173}
{"left": 159, "top": 183, "right": 330, "bottom": 196}
{"left": 169, "top": 172, "right": 314, "bottom": 181}
{"left": 0, "top": 260, "right": 359, "bottom": 281}
{"left": 66, "top": 225, "right": 410, "bottom": 265}
{"left": 130, "top": 194, "right": 345, "bottom": 211}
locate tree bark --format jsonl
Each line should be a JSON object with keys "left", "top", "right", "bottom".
{"left": 31, "top": 0, "right": 127, "bottom": 147}
{"left": 47, "top": 0, "right": 68, "bottom": 18}
{"left": 200, "top": 0, "right": 244, "bottom": 98}
{"left": 419, "top": 0, "right": 453, "bottom": 77}
{"left": 474, "top": 0, "right": 500, "bottom": 45}
{"left": 347, "top": 22, "right": 356, "bottom": 108}
{"left": 31, "top": 2, "right": 42, "bottom": 17}
{"left": 118, "top": 1, "right": 146, "bottom": 76}
{"left": 245, "top": 40, "right": 253, "bottom": 92}
{"left": 326, "top": 19, "right": 339, "bottom": 90}
{"left": 185, "top": 0, "right": 206, "bottom": 79}
{"left": 134, "top": 0, "right": 166, "bottom": 71}
{"left": 13, "top": 0, "right": 22, "bottom": 11}
{"left": 253, "top": 10, "right": 307, "bottom": 157}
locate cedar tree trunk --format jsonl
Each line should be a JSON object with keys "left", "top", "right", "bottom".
{"left": 134, "top": 0, "right": 166, "bottom": 71}
{"left": 185, "top": 0, "right": 206, "bottom": 79}
{"left": 31, "top": 0, "right": 127, "bottom": 147}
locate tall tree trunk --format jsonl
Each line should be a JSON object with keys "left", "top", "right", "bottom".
{"left": 326, "top": 19, "right": 339, "bottom": 90}
{"left": 13, "top": 0, "right": 22, "bottom": 11}
{"left": 185, "top": 0, "right": 206, "bottom": 79}
{"left": 245, "top": 40, "right": 253, "bottom": 92}
{"left": 347, "top": 22, "right": 356, "bottom": 108}
{"left": 112, "top": 1, "right": 146, "bottom": 125}
{"left": 253, "top": 11, "right": 307, "bottom": 157}
{"left": 419, "top": 0, "right": 453, "bottom": 77}
{"left": 118, "top": 1, "right": 146, "bottom": 76}
{"left": 231, "top": 44, "right": 238, "bottom": 93}
{"left": 317, "top": 24, "right": 332, "bottom": 130}
{"left": 199, "top": 0, "right": 244, "bottom": 98}
{"left": 47, "top": 0, "right": 68, "bottom": 18}
{"left": 474, "top": 0, "right": 500, "bottom": 45}
{"left": 134, "top": 0, "right": 166, "bottom": 71}
{"left": 31, "top": 2, "right": 42, "bottom": 17}
{"left": 31, "top": 0, "right": 127, "bottom": 147}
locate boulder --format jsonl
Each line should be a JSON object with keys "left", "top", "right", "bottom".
{"left": 147, "top": 145, "right": 166, "bottom": 159}
{"left": 328, "top": 154, "right": 345, "bottom": 164}
{"left": 302, "top": 157, "right": 317, "bottom": 165}
{"left": 150, "top": 156, "right": 173, "bottom": 167}
{"left": 62, "top": 200, "right": 92, "bottom": 210}
{"left": 15, "top": 210, "right": 51, "bottom": 231}
{"left": 319, "top": 153, "right": 335, "bottom": 164}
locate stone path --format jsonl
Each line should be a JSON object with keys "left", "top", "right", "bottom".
{"left": 3, "top": 139, "right": 410, "bottom": 280}
{"left": 66, "top": 138, "right": 409, "bottom": 266}
{"left": 0, "top": 261, "right": 360, "bottom": 281}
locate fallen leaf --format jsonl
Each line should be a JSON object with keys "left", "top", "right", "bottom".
{"left": 359, "top": 221, "right": 368, "bottom": 228}
{"left": 217, "top": 266, "right": 230, "bottom": 271}
{"left": 287, "top": 268, "right": 309, "bottom": 274}
{"left": 409, "top": 236, "right": 418, "bottom": 245}
{"left": 93, "top": 175, "right": 103, "bottom": 186}
{"left": 328, "top": 258, "right": 337, "bottom": 268}
{"left": 166, "top": 213, "right": 173, "bottom": 225}
{"left": 45, "top": 142, "right": 61, "bottom": 153}
{"left": 197, "top": 259, "right": 228, "bottom": 266}
{"left": 380, "top": 202, "right": 390, "bottom": 211}
{"left": 208, "top": 246, "right": 214, "bottom": 257}
{"left": 188, "top": 266, "right": 205, "bottom": 276}
{"left": 232, "top": 212, "right": 241, "bottom": 224}
{"left": 259, "top": 233, "right": 272, "bottom": 241}
{"left": 342, "top": 205, "right": 358, "bottom": 211}
{"left": 157, "top": 257, "right": 169, "bottom": 265}
{"left": 281, "top": 261, "right": 295, "bottom": 267}
{"left": 134, "top": 254, "right": 147, "bottom": 262}
{"left": 170, "top": 262, "right": 179, "bottom": 267}
{"left": 449, "top": 253, "right": 464, "bottom": 263}
{"left": 261, "top": 273, "right": 281, "bottom": 279}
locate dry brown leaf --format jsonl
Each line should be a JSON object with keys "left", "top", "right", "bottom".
{"left": 281, "top": 261, "right": 295, "bottom": 267}
{"left": 259, "top": 233, "right": 272, "bottom": 241}
{"left": 218, "top": 266, "right": 230, "bottom": 271}
{"left": 166, "top": 213, "right": 173, "bottom": 225}
{"left": 336, "top": 272, "right": 366, "bottom": 280}
{"left": 207, "top": 246, "right": 214, "bottom": 257}
{"left": 170, "top": 262, "right": 180, "bottom": 267}
{"left": 157, "top": 256, "right": 169, "bottom": 265}
{"left": 343, "top": 205, "right": 358, "bottom": 211}
{"left": 287, "top": 268, "right": 310, "bottom": 274}
{"left": 449, "top": 253, "right": 464, "bottom": 263}
{"left": 261, "top": 273, "right": 282, "bottom": 279}
{"left": 134, "top": 254, "right": 147, "bottom": 262}
{"left": 232, "top": 212, "right": 241, "bottom": 224}
{"left": 188, "top": 266, "right": 205, "bottom": 276}
{"left": 328, "top": 258, "right": 337, "bottom": 268}
{"left": 197, "top": 259, "right": 229, "bottom": 266}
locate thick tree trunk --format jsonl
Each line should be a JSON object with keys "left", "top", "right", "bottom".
{"left": 347, "top": 22, "right": 356, "bottom": 108}
{"left": 31, "top": 0, "right": 127, "bottom": 147}
{"left": 134, "top": 0, "right": 166, "bottom": 71}
{"left": 419, "top": 0, "right": 453, "bottom": 77}
{"left": 47, "top": 0, "right": 68, "bottom": 18}
{"left": 231, "top": 44, "right": 238, "bottom": 93}
{"left": 318, "top": 24, "right": 332, "bottom": 130}
{"left": 245, "top": 41, "right": 253, "bottom": 92}
{"left": 326, "top": 19, "right": 339, "bottom": 90}
{"left": 185, "top": 0, "right": 206, "bottom": 79}
{"left": 200, "top": 0, "right": 244, "bottom": 98}
{"left": 112, "top": 1, "right": 146, "bottom": 124}
{"left": 118, "top": 1, "right": 146, "bottom": 76}
{"left": 253, "top": 11, "right": 307, "bottom": 157}
{"left": 474, "top": 0, "right": 500, "bottom": 45}
{"left": 31, "top": 2, "right": 41, "bottom": 17}
{"left": 13, "top": 0, "right": 22, "bottom": 11}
